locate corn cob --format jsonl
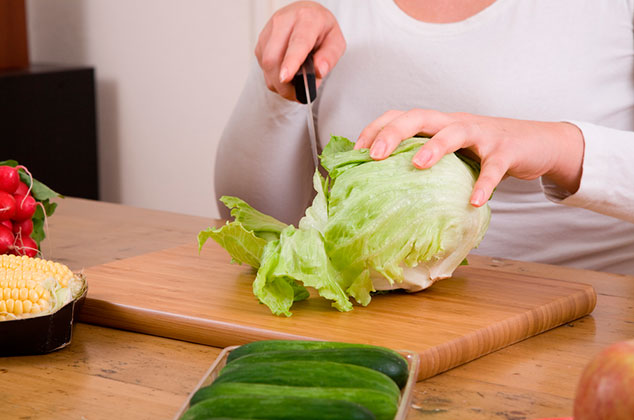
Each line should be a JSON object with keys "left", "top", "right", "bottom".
{"left": 0, "top": 254, "right": 83, "bottom": 321}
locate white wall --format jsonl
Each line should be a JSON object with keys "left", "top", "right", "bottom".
{"left": 26, "top": 0, "right": 292, "bottom": 218}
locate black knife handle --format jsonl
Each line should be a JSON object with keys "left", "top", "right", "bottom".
{"left": 292, "top": 54, "right": 317, "bottom": 104}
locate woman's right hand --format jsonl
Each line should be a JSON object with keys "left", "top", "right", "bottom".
{"left": 255, "top": 1, "right": 346, "bottom": 101}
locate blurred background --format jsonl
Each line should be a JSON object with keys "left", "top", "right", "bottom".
{"left": 1, "top": 0, "right": 292, "bottom": 219}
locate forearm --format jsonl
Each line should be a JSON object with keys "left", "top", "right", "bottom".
{"left": 214, "top": 61, "right": 315, "bottom": 224}
{"left": 542, "top": 121, "right": 634, "bottom": 223}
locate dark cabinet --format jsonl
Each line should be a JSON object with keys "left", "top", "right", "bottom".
{"left": 0, "top": 65, "right": 99, "bottom": 199}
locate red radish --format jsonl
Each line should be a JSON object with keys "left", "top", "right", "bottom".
{"left": 0, "top": 191, "right": 16, "bottom": 221}
{"left": 12, "top": 218, "right": 33, "bottom": 236}
{"left": 0, "top": 166, "right": 19, "bottom": 194}
{"left": 15, "top": 235, "right": 38, "bottom": 257}
{"left": 0, "top": 220, "right": 11, "bottom": 230}
{"left": 0, "top": 225, "right": 15, "bottom": 254}
{"left": 12, "top": 194, "right": 36, "bottom": 221}
{"left": 14, "top": 181, "right": 29, "bottom": 196}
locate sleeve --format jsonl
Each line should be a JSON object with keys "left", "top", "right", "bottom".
{"left": 541, "top": 121, "right": 634, "bottom": 223}
{"left": 214, "top": 59, "right": 316, "bottom": 225}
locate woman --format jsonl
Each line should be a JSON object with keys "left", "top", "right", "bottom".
{"left": 215, "top": 0, "right": 634, "bottom": 274}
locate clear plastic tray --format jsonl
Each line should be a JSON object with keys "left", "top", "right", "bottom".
{"left": 174, "top": 345, "right": 420, "bottom": 420}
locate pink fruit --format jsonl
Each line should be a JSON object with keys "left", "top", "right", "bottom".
{"left": 12, "top": 194, "right": 37, "bottom": 221}
{"left": 14, "top": 235, "right": 38, "bottom": 257}
{"left": 573, "top": 339, "right": 634, "bottom": 420}
{"left": 0, "top": 191, "right": 16, "bottom": 221}
{"left": 0, "top": 225, "right": 15, "bottom": 254}
{"left": 12, "top": 218, "right": 33, "bottom": 237}
{"left": 0, "top": 166, "right": 19, "bottom": 194}
{"left": 14, "top": 181, "right": 29, "bottom": 196}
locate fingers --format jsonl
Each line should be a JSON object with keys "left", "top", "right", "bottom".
{"left": 255, "top": 3, "right": 345, "bottom": 102}
{"left": 410, "top": 121, "right": 505, "bottom": 206}
{"left": 470, "top": 158, "right": 507, "bottom": 207}
{"left": 355, "top": 110, "right": 404, "bottom": 150}
{"left": 412, "top": 121, "right": 479, "bottom": 169}
{"left": 312, "top": 27, "right": 346, "bottom": 78}
{"left": 356, "top": 109, "right": 455, "bottom": 159}
{"left": 256, "top": 13, "right": 296, "bottom": 100}
{"left": 279, "top": 18, "right": 323, "bottom": 83}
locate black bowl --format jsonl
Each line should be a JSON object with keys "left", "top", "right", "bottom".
{"left": 0, "top": 282, "right": 87, "bottom": 357}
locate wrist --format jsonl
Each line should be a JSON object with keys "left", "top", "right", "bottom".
{"left": 544, "top": 122, "right": 585, "bottom": 194}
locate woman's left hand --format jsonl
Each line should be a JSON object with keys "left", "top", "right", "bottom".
{"left": 354, "top": 109, "right": 585, "bottom": 207}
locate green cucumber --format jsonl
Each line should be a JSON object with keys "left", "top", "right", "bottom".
{"left": 225, "top": 347, "right": 409, "bottom": 388}
{"left": 181, "top": 395, "right": 376, "bottom": 420}
{"left": 190, "top": 383, "right": 398, "bottom": 420}
{"left": 227, "top": 339, "right": 403, "bottom": 364}
{"left": 215, "top": 360, "right": 400, "bottom": 400}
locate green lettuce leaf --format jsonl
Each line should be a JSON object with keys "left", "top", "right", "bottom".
{"left": 220, "top": 196, "right": 287, "bottom": 242}
{"left": 198, "top": 223, "right": 267, "bottom": 268}
{"left": 253, "top": 226, "right": 352, "bottom": 316}
{"left": 197, "top": 196, "right": 290, "bottom": 268}
{"left": 201, "top": 136, "right": 490, "bottom": 316}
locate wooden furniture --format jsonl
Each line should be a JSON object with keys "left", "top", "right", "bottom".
{"left": 0, "top": 0, "right": 29, "bottom": 70}
{"left": 1, "top": 197, "right": 632, "bottom": 419}
{"left": 0, "top": 65, "right": 99, "bottom": 199}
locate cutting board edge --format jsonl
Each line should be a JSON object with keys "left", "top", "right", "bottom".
{"left": 415, "top": 283, "right": 597, "bottom": 380}
{"left": 78, "top": 298, "right": 319, "bottom": 346}
{"left": 80, "top": 283, "right": 597, "bottom": 383}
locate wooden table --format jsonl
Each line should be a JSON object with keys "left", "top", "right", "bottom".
{"left": 1, "top": 197, "right": 633, "bottom": 420}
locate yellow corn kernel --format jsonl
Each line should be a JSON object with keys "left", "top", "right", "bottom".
{"left": 22, "top": 299, "right": 32, "bottom": 313}
{"left": 28, "top": 289, "right": 38, "bottom": 302}
{"left": 13, "top": 300, "right": 23, "bottom": 315}
{"left": 6, "top": 299, "right": 14, "bottom": 313}
{"left": 0, "top": 254, "right": 78, "bottom": 319}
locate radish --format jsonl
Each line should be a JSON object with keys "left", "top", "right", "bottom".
{"left": 0, "top": 166, "right": 19, "bottom": 194}
{"left": 1, "top": 220, "right": 12, "bottom": 230}
{"left": 12, "top": 218, "right": 33, "bottom": 236}
{"left": 0, "top": 225, "right": 15, "bottom": 254}
{"left": 12, "top": 194, "right": 37, "bottom": 221}
{"left": 14, "top": 181, "right": 29, "bottom": 196}
{"left": 0, "top": 191, "right": 16, "bottom": 221}
{"left": 15, "top": 235, "right": 38, "bottom": 257}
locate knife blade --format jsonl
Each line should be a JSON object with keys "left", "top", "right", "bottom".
{"left": 292, "top": 54, "right": 319, "bottom": 170}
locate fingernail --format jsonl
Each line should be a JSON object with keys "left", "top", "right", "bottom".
{"left": 318, "top": 61, "right": 329, "bottom": 77}
{"left": 413, "top": 149, "right": 432, "bottom": 167}
{"left": 354, "top": 137, "right": 366, "bottom": 150}
{"left": 471, "top": 189, "right": 485, "bottom": 206}
{"left": 370, "top": 140, "right": 386, "bottom": 159}
{"left": 279, "top": 67, "right": 288, "bottom": 83}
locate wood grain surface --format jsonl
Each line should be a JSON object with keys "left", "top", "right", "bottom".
{"left": 3, "top": 198, "right": 633, "bottom": 420}
{"left": 80, "top": 240, "right": 596, "bottom": 381}
{"left": 0, "top": 323, "right": 220, "bottom": 420}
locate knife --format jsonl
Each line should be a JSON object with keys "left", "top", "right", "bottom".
{"left": 292, "top": 54, "right": 319, "bottom": 170}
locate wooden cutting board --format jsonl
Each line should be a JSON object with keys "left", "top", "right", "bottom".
{"left": 79, "top": 242, "right": 596, "bottom": 381}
